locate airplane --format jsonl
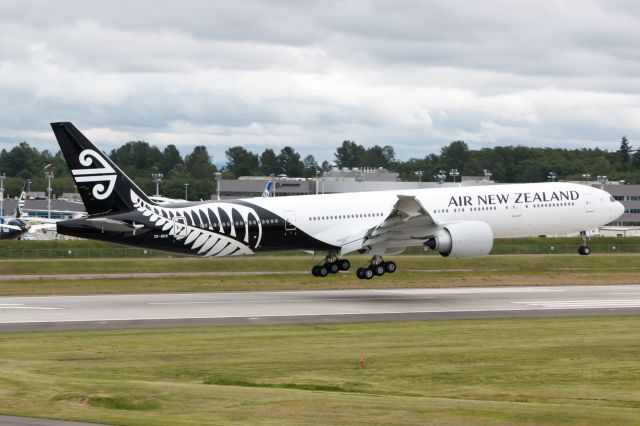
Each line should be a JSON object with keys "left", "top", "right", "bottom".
{"left": 51, "top": 122, "right": 625, "bottom": 279}
{"left": 0, "top": 180, "right": 32, "bottom": 240}
{"left": 262, "top": 180, "right": 273, "bottom": 198}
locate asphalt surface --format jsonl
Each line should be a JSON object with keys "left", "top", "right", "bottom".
{"left": 0, "top": 269, "right": 484, "bottom": 281}
{"left": 0, "top": 271, "right": 309, "bottom": 281}
{"left": 0, "top": 415, "right": 107, "bottom": 426}
{"left": 1, "top": 284, "right": 640, "bottom": 332}
{"left": 2, "top": 284, "right": 639, "bottom": 426}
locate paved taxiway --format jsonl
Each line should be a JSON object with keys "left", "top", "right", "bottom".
{"left": 1, "top": 284, "right": 640, "bottom": 332}
{"left": 0, "top": 415, "right": 107, "bottom": 426}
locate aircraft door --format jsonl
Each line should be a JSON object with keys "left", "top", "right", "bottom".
{"left": 284, "top": 210, "right": 296, "bottom": 231}
{"left": 585, "top": 195, "right": 594, "bottom": 213}
{"left": 510, "top": 202, "right": 523, "bottom": 234}
{"left": 172, "top": 216, "right": 188, "bottom": 237}
{"left": 511, "top": 204, "right": 522, "bottom": 217}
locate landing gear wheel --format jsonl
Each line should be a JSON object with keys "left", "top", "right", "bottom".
{"left": 384, "top": 261, "right": 397, "bottom": 273}
{"left": 318, "top": 265, "right": 329, "bottom": 277}
{"left": 339, "top": 259, "right": 351, "bottom": 271}
{"left": 358, "top": 256, "right": 399, "bottom": 279}
{"left": 317, "top": 252, "right": 351, "bottom": 277}
{"left": 373, "top": 264, "right": 385, "bottom": 276}
{"left": 311, "top": 265, "right": 320, "bottom": 277}
{"left": 578, "top": 231, "right": 591, "bottom": 256}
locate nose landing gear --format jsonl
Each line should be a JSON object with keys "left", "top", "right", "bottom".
{"left": 356, "top": 255, "right": 397, "bottom": 280}
{"left": 578, "top": 230, "right": 591, "bottom": 256}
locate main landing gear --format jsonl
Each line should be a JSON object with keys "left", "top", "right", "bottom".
{"left": 310, "top": 253, "right": 397, "bottom": 279}
{"left": 311, "top": 253, "right": 351, "bottom": 277}
{"left": 578, "top": 230, "right": 591, "bottom": 256}
{"left": 356, "top": 255, "right": 396, "bottom": 280}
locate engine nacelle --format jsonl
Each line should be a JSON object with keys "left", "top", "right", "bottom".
{"left": 424, "top": 221, "right": 493, "bottom": 258}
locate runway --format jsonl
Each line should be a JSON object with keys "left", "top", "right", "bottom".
{"left": 1, "top": 284, "right": 640, "bottom": 332}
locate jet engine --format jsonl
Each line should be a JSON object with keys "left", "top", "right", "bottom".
{"left": 424, "top": 221, "right": 493, "bottom": 258}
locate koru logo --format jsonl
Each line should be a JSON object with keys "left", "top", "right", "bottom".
{"left": 71, "top": 149, "right": 117, "bottom": 200}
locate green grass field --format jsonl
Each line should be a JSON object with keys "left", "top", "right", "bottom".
{"left": 0, "top": 254, "right": 639, "bottom": 296}
{"left": 0, "top": 316, "right": 639, "bottom": 425}
{"left": 1, "top": 241, "right": 640, "bottom": 424}
{"left": 2, "top": 236, "right": 640, "bottom": 259}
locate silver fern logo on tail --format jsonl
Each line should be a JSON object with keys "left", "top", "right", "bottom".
{"left": 130, "top": 190, "right": 262, "bottom": 257}
{"left": 71, "top": 149, "right": 117, "bottom": 200}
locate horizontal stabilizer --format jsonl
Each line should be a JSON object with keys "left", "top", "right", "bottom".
{"left": 85, "top": 218, "right": 145, "bottom": 233}
{"left": 1, "top": 224, "right": 23, "bottom": 232}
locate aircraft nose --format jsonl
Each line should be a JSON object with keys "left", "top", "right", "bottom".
{"left": 616, "top": 201, "right": 625, "bottom": 218}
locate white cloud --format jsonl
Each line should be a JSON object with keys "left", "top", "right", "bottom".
{"left": 0, "top": 0, "right": 639, "bottom": 162}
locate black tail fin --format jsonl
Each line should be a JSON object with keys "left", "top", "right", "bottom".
{"left": 14, "top": 180, "right": 30, "bottom": 218}
{"left": 50, "top": 122, "right": 154, "bottom": 215}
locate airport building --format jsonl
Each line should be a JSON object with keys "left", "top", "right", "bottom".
{"left": 592, "top": 183, "right": 640, "bottom": 226}
{"left": 218, "top": 167, "right": 495, "bottom": 198}
{"left": 1, "top": 198, "right": 85, "bottom": 219}
{"left": 588, "top": 182, "right": 640, "bottom": 236}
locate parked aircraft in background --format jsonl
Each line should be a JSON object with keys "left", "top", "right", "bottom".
{"left": 262, "top": 181, "right": 273, "bottom": 198}
{"left": 148, "top": 195, "right": 187, "bottom": 205}
{"left": 0, "top": 180, "right": 31, "bottom": 240}
{"left": 51, "top": 122, "right": 624, "bottom": 279}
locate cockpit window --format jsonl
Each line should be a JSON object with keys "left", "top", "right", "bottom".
{"left": 610, "top": 196, "right": 616, "bottom": 202}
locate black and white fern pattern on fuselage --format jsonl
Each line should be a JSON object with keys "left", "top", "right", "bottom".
{"left": 131, "top": 190, "right": 264, "bottom": 257}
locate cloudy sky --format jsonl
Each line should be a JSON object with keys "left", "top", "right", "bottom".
{"left": 1, "top": 0, "right": 639, "bottom": 164}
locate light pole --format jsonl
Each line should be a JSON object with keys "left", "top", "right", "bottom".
{"left": 45, "top": 171, "right": 54, "bottom": 219}
{"left": 548, "top": 171, "right": 557, "bottom": 182}
{"left": 151, "top": 173, "right": 163, "bottom": 196}
{"left": 449, "top": 168, "right": 460, "bottom": 183}
{"left": 414, "top": 170, "right": 424, "bottom": 183}
{"left": 214, "top": 172, "right": 222, "bottom": 200}
{"left": 434, "top": 170, "right": 447, "bottom": 185}
{"left": 0, "top": 173, "right": 5, "bottom": 216}
{"left": 315, "top": 169, "right": 319, "bottom": 195}
{"left": 184, "top": 183, "right": 189, "bottom": 200}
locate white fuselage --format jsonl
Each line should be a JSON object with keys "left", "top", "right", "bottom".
{"left": 244, "top": 182, "right": 623, "bottom": 249}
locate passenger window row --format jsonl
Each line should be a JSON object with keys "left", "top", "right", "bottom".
{"left": 209, "top": 219, "right": 277, "bottom": 229}
{"left": 309, "top": 212, "right": 384, "bottom": 221}
{"left": 434, "top": 206, "right": 497, "bottom": 214}
{"left": 530, "top": 202, "right": 574, "bottom": 208}
{"left": 435, "top": 203, "right": 575, "bottom": 214}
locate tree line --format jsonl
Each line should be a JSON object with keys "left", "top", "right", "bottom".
{"left": 224, "top": 142, "right": 396, "bottom": 178}
{"left": 0, "top": 137, "right": 636, "bottom": 200}
{"left": 395, "top": 137, "right": 639, "bottom": 184}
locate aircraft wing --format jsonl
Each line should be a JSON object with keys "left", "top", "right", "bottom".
{"left": 340, "top": 195, "right": 441, "bottom": 255}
